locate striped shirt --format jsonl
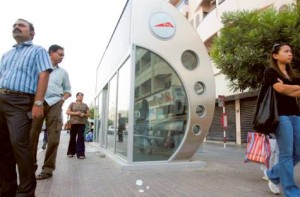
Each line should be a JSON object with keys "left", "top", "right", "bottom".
{"left": 0, "top": 41, "right": 53, "bottom": 94}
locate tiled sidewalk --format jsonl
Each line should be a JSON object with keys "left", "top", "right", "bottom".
{"left": 35, "top": 131, "right": 300, "bottom": 197}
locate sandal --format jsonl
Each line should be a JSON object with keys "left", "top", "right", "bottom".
{"left": 36, "top": 172, "right": 52, "bottom": 180}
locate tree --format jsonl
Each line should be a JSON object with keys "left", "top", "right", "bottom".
{"left": 210, "top": 4, "right": 300, "bottom": 92}
{"left": 89, "top": 104, "right": 95, "bottom": 119}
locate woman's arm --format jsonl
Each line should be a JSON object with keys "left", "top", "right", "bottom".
{"left": 273, "top": 79, "right": 300, "bottom": 97}
{"left": 66, "top": 108, "right": 73, "bottom": 116}
{"left": 66, "top": 105, "right": 81, "bottom": 116}
{"left": 80, "top": 107, "right": 90, "bottom": 118}
{"left": 287, "top": 90, "right": 300, "bottom": 97}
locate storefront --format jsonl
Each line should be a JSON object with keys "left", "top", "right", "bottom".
{"left": 94, "top": 0, "right": 215, "bottom": 165}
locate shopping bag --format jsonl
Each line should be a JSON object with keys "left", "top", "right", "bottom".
{"left": 244, "top": 132, "right": 271, "bottom": 168}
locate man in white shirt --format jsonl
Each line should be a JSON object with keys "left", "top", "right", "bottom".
{"left": 30, "top": 44, "right": 71, "bottom": 180}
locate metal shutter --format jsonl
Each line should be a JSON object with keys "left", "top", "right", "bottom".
{"left": 207, "top": 101, "right": 236, "bottom": 142}
{"left": 240, "top": 97, "right": 257, "bottom": 143}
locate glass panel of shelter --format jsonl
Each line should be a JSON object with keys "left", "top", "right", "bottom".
{"left": 107, "top": 74, "right": 117, "bottom": 153}
{"left": 133, "top": 46, "right": 188, "bottom": 162}
{"left": 115, "top": 58, "right": 131, "bottom": 158}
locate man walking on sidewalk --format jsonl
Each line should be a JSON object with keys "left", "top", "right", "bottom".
{"left": 30, "top": 44, "right": 71, "bottom": 180}
{"left": 0, "top": 18, "right": 53, "bottom": 196}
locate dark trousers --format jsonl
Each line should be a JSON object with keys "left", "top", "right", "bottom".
{"left": 30, "top": 101, "right": 63, "bottom": 174}
{"left": 67, "top": 124, "right": 85, "bottom": 157}
{"left": 43, "top": 129, "right": 48, "bottom": 143}
{"left": 0, "top": 93, "right": 36, "bottom": 197}
{"left": 117, "top": 127, "right": 124, "bottom": 142}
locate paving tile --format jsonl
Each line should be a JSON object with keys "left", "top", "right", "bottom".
{"left": 34, "top": 131, "right": 300, "bottom": 197}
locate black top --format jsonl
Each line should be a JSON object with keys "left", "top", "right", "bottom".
{"left": 264, "top": 67, "right": 300, "bottom": 116}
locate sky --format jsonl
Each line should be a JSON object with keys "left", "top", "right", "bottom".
{"left": 0, "top": 0, "right": 127, "bottom": 120}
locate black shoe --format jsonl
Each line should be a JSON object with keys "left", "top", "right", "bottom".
{"left": 36, "top": 171, "right": 52, "bottom": 180}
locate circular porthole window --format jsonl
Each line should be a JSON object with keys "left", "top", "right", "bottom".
{"left": 192, "top": 125, "right": 201, "bottom": 135}
{"left": 196, "top": 105, "right": 205, "bottom": 117}
{"left": 181, "top": 50, "right": 198, "bottom": 70}
{"left": 194, "top": 81, "right": 205, "bottom": 95}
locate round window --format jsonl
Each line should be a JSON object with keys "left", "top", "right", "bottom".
{"left": 181, "top": 50, "right": 198, "bottom": 70}
{"left": 192, "top": 125, "right": 201, "bottom": 135}
{"left": 194, "top": 81, "right": 205, "bottom": 95}
{"left": 196, "top": 105, "right": 205, "bottom": 117}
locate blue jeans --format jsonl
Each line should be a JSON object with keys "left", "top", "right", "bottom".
{"left": 267, "top": 116, "right": 300, "bottom": 197}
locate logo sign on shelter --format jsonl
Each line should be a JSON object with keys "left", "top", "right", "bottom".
{"left": 149, "top": 12, "right": 176, "bottom": 40}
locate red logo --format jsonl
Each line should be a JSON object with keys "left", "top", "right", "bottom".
{"left": 154, "top": 22, "right": 174, "bottom": 28}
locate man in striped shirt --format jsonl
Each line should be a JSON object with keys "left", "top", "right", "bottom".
{"left": 0, "top": 18, "right": 53, "bottom": 197}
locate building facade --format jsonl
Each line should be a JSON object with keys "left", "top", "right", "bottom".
{"left": 169, "top": 0, "right": 296, "bottom": 144}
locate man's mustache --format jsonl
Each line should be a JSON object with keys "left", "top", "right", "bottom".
{"left": 13, "top": 28, "right": 21, "bottom": 33}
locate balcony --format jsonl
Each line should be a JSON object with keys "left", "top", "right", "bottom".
{"left": 196, "top": 0, "right": 282, "bottom": 41}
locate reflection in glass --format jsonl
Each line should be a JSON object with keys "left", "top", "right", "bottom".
{"left": 96, "top": 89, "right": 106, "bottom": 149}
{"left": 94, "top": 97, "right": 100, "bottom": 143}
{"left": 95, "top": 93, "right": 103, "bottom": 145}
{"left": 116, "top": 58, "right": 130, "bottom": 159}
{"left": 181, "top": 50, "right": 198, "bottom": 70}
{"left": 107, "top": 75, "right": 117, "bottom": 153}
{"left": 133, "top": 46, "right": 188, "bottom": 161}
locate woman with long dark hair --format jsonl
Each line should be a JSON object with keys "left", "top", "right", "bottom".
{"left": 263, "top": 43, "right": 300, "bottom": 196}
{"left": 66, "top": 92, "right": 89, "bottom": 159}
